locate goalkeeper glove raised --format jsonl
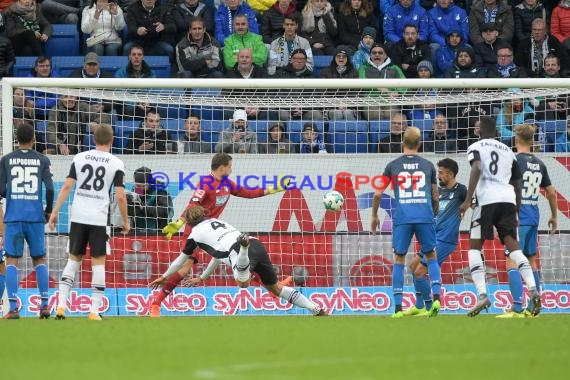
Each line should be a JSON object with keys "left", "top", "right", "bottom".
{"left": 162, "top": 218, "right": 185, "bottom": 239}
{"left": 266, "top": 175, "right": 292, "bottom": 194}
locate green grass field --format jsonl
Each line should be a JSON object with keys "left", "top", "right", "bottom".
{"left": 3, "top": 315, "right": 569, "bottom": 380}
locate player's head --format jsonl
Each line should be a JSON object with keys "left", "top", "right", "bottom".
{"left": 478, "top": 116, "right": 496, "bottom": 138}
{"left": 211, "top": 152, "right": 233, "bottom": 177}
{"left": 185, "top": 205, "right": 206, "bottom": 227}
{"left": 94, "top": 124, "right": 114, "bottom": 146}
{"left": 15, "top": 122, "right": 35, "bottom": 146}
{"left": 402, "top": 126, "right": 421, "bottom": 150}
{"left": 437, "top": 158, "right": 458, "bottom": 187}
{"left": 134, "top": 167, "right": 152, "bottom": 192}
{"left": 515, "top": 123, "right": 535, "bottom": 148}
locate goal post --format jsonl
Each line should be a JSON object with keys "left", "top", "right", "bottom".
{"left": 1, "top": 77, "right": 570, "bottom": 317}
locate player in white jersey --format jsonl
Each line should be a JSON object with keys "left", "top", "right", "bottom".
{"left": 150, "top": 206, "right": 327, "bottom": 316}
{"left": 48, "top": 125, "right": 130, "bottom": 320}
{"left": 459, "top": 116, "right": 541, "bottom": 317}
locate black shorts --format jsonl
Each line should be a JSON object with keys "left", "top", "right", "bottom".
{"left": 248, "top": 239, "right": 278, "bottom": 286}
{"left": 68, "top": 222, "right": 109, "bottom": 258}
{"left": 480, "top": 203, "right": 518, "bottom": 244}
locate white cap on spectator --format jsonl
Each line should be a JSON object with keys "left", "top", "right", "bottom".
{"left": 233, "top": 109, "right": 247, "bottom": 121}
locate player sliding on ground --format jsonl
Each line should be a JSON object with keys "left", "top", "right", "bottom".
{"left": 403, "top": 158, "right": 466, "bottom": 317}
{"left": 459, "top": 117, "right": 541, "bottom": 317}
{"left": 150, "top": 152, "right": 291, "bottom": 317}
{"left": 150, "top": 205, "right": 327, "bottom": 316}
{"left": 371, "top": 127, "right": 442, "bottom": 318}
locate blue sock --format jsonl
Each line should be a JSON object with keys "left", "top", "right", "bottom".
{"left": 412, "top": 275, "right": 425, "bottom": 308}
{"left": 427, "top": 259, "right": 442, "bottom": 298}
{"left": 6, "top": 265, "right": 19, "bottom": 312}
{"left": 0, "top": 273, "right": 5, "bottom": 303}
{"left": 415, "top": 275, "right": 432, "bottom": 310}
{"left": 508, "top": 268, "right": 523, "bottom": 313}
{"left": 392, "top": 263, "right": 405, "bottom": 309}
{"left": 533, "top": 270, "right": 540, "bottom": 293}
{"left": 36, "top": 264, "right": 49, "bottom": 309}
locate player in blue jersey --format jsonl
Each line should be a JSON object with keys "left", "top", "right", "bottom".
{"left": 371, "top": 127, "right": 442, "bottom": 318}
{"left": 403, "top": 158, "right": 467, "bottom": 316}
{"left": 0, "top": 124, "right": 54, "bottom": 319}
{"left": 497, "top": 124, "right": 557, "bottom": 318}
{"left": 0, "top": 203, "right": 5, "bottom": 313}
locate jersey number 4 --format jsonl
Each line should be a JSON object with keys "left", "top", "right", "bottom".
{"left": 79, "top": 164, "right": 106, "bottom": 191}
{"left": 11, "top": 166, "right": 38, "bottom": 194}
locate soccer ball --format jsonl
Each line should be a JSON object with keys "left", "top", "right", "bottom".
{"left": 323, "top": 191, "right": 344, "bottom": 212}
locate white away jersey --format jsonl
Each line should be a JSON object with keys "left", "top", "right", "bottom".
{"left": 68, "top": 150, "right": 125, "bottom": 226}
{"left": 183, "top": 218, "right": 242, "bottom": 259}
{"left": 466, "top": 139, "right": 519, "bottom": 206}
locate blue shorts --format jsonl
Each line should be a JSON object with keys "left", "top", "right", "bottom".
{"left": 519, "top": 225, "right": 538, "bottom": 257}
{"left": 4, "top": 222, "right": 46, "bottom": 258}
{"left": 392, "top": 223, "right": 436, "bottom": 256}
{"left": 421, "top": 240, "right": 457, "bottom": 266}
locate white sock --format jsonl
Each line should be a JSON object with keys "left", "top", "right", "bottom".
{"left": 508, "top": 250, "right": 537, "bottom": 290}
{"left": 234, "top": 248, "right": 250, "bottom": 282}
{"left": 468, "top": 249, "right": 487, "bottom": 296}
{"left": 91, "top": 265, "right": 105, "bottom": 314}
{"left": 279, "top": 286, "right": 320, "bottom": 315}
{"left": 58, "top": 260, "right": 81, "bottom": 309}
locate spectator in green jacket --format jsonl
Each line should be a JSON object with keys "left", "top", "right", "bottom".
{"left": 223, "top": 14, "right": 268, "bottom": 70}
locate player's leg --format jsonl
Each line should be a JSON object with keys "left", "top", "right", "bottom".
{"left": 27, "top": 222, "right": 50, "bottom": 318}
{"left": 86, "top": 226, "right": 110, "bottom": 321}
{"left": 416, "top": 223, "right": 441, "bottom": 317}
{"left": 0, "top": 255, "right": 5, "bottom": 314}
{"left": 391, "top": 224, "right": 413, "bottom": 318}
{"left": 150, "top": 259, "right": 193, "bottom": 317}
{"left": 467, "top": 205, "right": 491, "bottom": 317}
{"left": 403, "top": 254, "right": 430, "bottom": 316}
{"left": 501, "top": 226, "right": 527, "bottom": 316}
{"left": 522, "top": 225, "right": 541, "bottom": 293}
{"left": 3, "top": 222, "right": 25, "bottom": 319}
{"left": 233, "top": 233, "right": 251, "bottom": 285}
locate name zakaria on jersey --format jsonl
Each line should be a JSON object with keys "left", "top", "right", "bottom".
{"left": 437, "top": 183, "right": 467, "bottom": 244}
{"left": 183, "top": 218, "right": 242, "bottom": 259}
{"left": 467, "top": 139, "right": 520, "bottom": 206}
{"left": 517, "top": 152, "right": 551, "bottom": 226}
{"left": 383, "top": 155, "right": 437, "bottom": 224}
{"left": 0, "top": 149, "right": 53, "bottom": 223}
{"left": 68, "top": 150, "right": 125, "bottom": 226}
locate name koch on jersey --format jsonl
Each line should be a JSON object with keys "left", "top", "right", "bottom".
{"left": 517, "top": 152, "right": 551, "bottom": 226}
{"left": 68, "top": 150, "right": 125, "bottom": 226}
{"left": 182, "top": 218, "right": 242, "bottom": 259}
{"left": 467, "top": 139, "right": 519, "bottom": 206}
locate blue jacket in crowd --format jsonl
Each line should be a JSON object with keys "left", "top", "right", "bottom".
{"left": 383, "top": 2, "right": 429, "bottom": 44}
{"left": 428, "top": 4, "right": 469, "bottom": 46}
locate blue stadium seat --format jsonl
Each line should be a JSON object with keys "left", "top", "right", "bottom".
{"left": 114, "top": 120, "right": 140, "bottom": 152}
{"left": 200, "top": 120, "right": 227, "bottom": 151}
{"left": 163, "top": 119, "right": 184, "bottom": 141}
{"left": 328, "top": 120, "right": 369, "bottom": 153}
{"left": 313, "top": 55, "right": 331, "bottom": 76}
{"left": 52, "top": 56, "right": 84, "bottom": 77}
{"left": 140, "top": 56, "right": 171, "bottom": 78}
{"left": 287, "top": 120, "right": 326, "bottom": 144}
{"left": 411, "top": 119, "right": 434, "bottom": 141}
{"left": 83, "top": 130, "right": 96, "bottom": 151}
{"left": 191, "top": 88, "right": 224, "bottom": 121}
{"left": 368, "top": 120, "right": 391, "bottom": 153}
{"left": 540, "top": 120, "right": 566, "bottom": 152}
{"left": 14, "top": 57, "right": 37, "bottom": 77}
{"left": 157, "top": 88, "right": 189, "bottom": 120}
{"left": 45, "top": 24, "right": 80, "bottom": 57}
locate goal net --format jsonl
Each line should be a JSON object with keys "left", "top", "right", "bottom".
{"left": 1, "top": 77, "right": 569, "bottom": 317}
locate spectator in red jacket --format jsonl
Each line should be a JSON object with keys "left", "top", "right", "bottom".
{"left": 551, "top": 0, "right": 570, "bottom": 51}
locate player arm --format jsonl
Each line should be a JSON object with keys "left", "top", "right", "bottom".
{"left": 509, "top": 161, "right": 522, "bottom": 213}
{"left": 43, "top": 160, "right": 55, "bottom": 214}
{"left": 161, "top": 239, "right": 199, "bottom": 279}
{"left": 464, "top": 153, "right": 482, "bottom": 205}
{"left": 431, "top": 184, "right": 439, "bottom": 216}
{"left": 0, "top": 159, "right": 6, "bottom": 198}
{"left": 545, "top": 184, "right": 558, "bottom": 231}
{"left": 52, "top": 177, "right": 75, "bottom": 215}
{"left": 199, "top": 258, "right": 221, "bottom": 281}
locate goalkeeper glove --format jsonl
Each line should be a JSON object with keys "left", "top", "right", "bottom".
{"left": 266, "top": 175, "right": 291, "bottom": 194}
{"left": 162, "top": 218, "right": 185, "bottom": 240}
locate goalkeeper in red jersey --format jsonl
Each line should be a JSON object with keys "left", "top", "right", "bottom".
{"left": 150, "top": 152, "right": 290, "bottom": 317}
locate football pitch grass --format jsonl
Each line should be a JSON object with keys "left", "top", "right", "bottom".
{"left": 3, "top": 315, "right": 568, "bottom": 380}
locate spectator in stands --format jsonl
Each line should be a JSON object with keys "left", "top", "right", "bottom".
{"left": 417, "top": 59, "right": 433, "bottom": 79}
{"left": 175, "top": 16, "right": 223, "bottom": 78}
{"left": 268, "top": 14, "right": 313, "bottom": 75}
{"left": 215, "top": 0, "right": 259, "bottom": 47}
{"left": 383, "top": 0, "right": 429, "bottom": 50}
{"left": 124, "top": 0, "right": 176, "bottom": 59}
{"left": 300, "top": 122, "right": 327, "bottom": 154}
{"left": 126, "top": 108, "right": 173, "bottom": 154}
{"left": 300, "top": 0, "right": 338, "bottom": 56}
{"left": 248, "top": 0, "right": 276, "bottom": 14}
{"left": 262, "top": 0, "right": 299, "bottom": 44}
{"left": 515, "top": 18, "right": 570, "bottom": 77}
{"left": 25, "top": 56, "right": 59, "bottom": 120}
{"left": 4, "top": 0, "right": 51, "bottom": 56}
{"left": 466, "top": 117, "right": 482, "bottom": 148}
{"left": 473, "top": 23, "right": 507, "bottom": 70}
{"left": 172, "top": 0, "right": 215, "bottom": 41}
{"left": 177, "top": 115, "right": 212, "bottom": 153}
{"left": 13, "top": 87, "right": 34, "bottom": 123}
{"left": 496, "top": 95, "right": 535, "bottom": 146}
{"left": 487, "top": 45, "right": 527, "bottom": 77}
{"left": 422, "top": 114, "right": 458, "bottom": 153}
{"left": 0, "top": 0, "right": 15, "bottom": 12}
{"left": 319, "top": 47, "right": 360, "bottom": 120}
{"left": 259, "top": 122, "right": 297, "bottom": 154}
{"left": 222, "top": 14, "right": 268, "bottom": 70}
{"left": 550, "top": 0, "right": 570, "bottom": 52}
{"left": 469, "top": 0, "right": 514, "bottom": 45}
{"left": 428, "top": 0, "right": 469, "bottom": 53}
{"left": 445, "top": 46, "right": 487, "bottom": 78}
{"left": 14, "top": 119, "right": 47, "bottom": 153}
{"left": 336, "top": 0, "right": 377, "bottom": 54}
{"left": 351, "top": 26, "right": 376, "bottom": 70}
{"left": 81, "top": 0, "right": 126, "bottom": 56}
{"left": 379, "top": 112, "right": 408, "bottom": 153}
{"left": 535, "top": 55, "right": 568, "bottom": 120}
{"left": 42, "top": 0, "right": 81, "bottom": 25}
{"left": 514, "top": 0, "right": 549, "bottom": 48}
{"left": 215, "top": 109, "right": 258, "bottom": 154}
{"left": 358, "top": 43, "right": 405, "bottom": 79}
{"left": 448, "top": 100, "right": 492, "bottom": 150}
{"left": 435, "top": 29, "right": 467, "bottom": 77}
{"left": 0, "top": 13, "right": 15, "bottom": 78}
{"left": 47, "top": 95, "right": 88, "bottom": 155}
{"left": 555, "top": 116, "right": 570, "bottom": 152}
{"left": 69, "top": 52, "right": 114, "bottom": 78}
{"left": 390, "top": 24, "right": 431, "bottom": 78}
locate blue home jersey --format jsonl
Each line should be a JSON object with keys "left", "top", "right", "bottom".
{"left": 437, "top": 183, "right": 467, "bottom": 244}
{"left": 517, "top": 152, "right": 551, "bottom": 226}
{"left": 0, "top": 149, "right": 53, "bottom": 223}
{"left": 383, "top": 155, "right": 437, "bottom": 225}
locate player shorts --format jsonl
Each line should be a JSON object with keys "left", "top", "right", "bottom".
{"left": 392, "top": 223, "right": 436, "bottom": 256}
{"left": 4, "top": 222, "right": 46, "bottom": 258}
{"left": 519, "top": 225, "right": 538, "bottom": 257}
{"left": 421, "top": 240, "right": 457, "bottom": 266}
{"left": 68, "top": 222, "right": 110, "bottom": 258}
{"left": 228, "top": 238, "right": 278, "bottom": 286}
{"left": 480, "top": 203, "right": 518, "bottom": 243}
